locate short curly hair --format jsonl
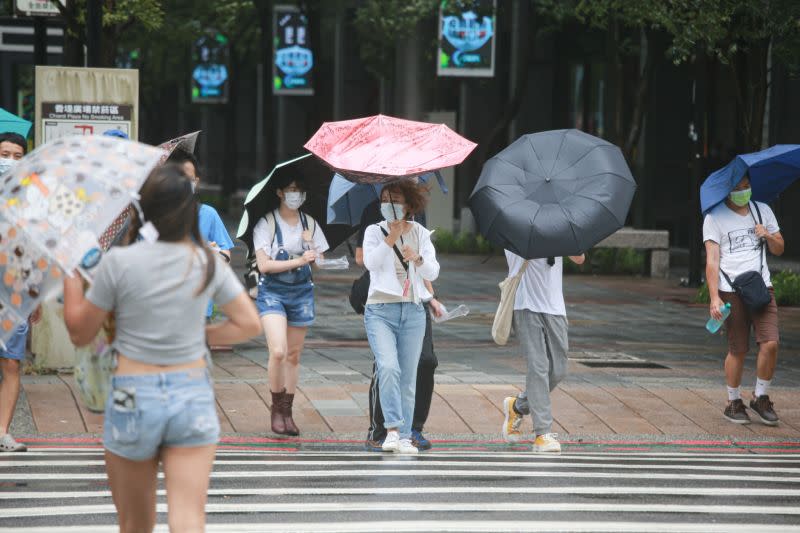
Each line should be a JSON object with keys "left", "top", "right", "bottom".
{"left": 381, "top": 180, "right": 430, "bottom": 218}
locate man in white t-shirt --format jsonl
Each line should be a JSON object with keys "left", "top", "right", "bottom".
{"left": 500, "top": 252, "right": 585, "bottom": 453}
{"left": 703, "top": 174, "right": 785, "bottom": 426}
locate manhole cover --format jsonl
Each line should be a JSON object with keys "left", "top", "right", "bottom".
{"left": 569, "top": 352, "right": 669, "bottom": 369}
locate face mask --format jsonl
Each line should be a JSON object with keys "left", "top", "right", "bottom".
{"left": 729, "top": 188, "right": 752, "bottom": 207}
{"left": 0, "top": 158, "right": 17, "bottom": 175}
{"left": 381, "top": 202, "right": 406, "bottom": 222}
{"left": 284, "top": 191, "right": 306, "bottom": 210}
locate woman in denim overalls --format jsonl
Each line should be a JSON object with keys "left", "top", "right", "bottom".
{"left": 252, "top": 175, "right": 329, "bottom": 435}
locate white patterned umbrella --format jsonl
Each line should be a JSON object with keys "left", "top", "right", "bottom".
{"left": 0, "top": 135, "right": 165, "bottom": 345}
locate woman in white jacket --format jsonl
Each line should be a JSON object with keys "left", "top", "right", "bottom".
{"left": 362, "top": 181, "right": 440, "bottom": 454}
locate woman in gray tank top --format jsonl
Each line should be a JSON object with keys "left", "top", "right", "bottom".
{"left": 63, "top": 164, "right": 261, "bottom": 532}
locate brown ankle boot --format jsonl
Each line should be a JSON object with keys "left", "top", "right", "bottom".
{"left": 281, "top": 392, "right": 300, "bottom": 436}
{"left": 270, "top": 390, "right": 287, "bottom": 434}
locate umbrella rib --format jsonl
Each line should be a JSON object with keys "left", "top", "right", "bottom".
{"left": 523, "top": 136, "right": 550, "bottom": 179}
{"left": 550, "top": 130, "right": 569, "bottom": 175}
{"left": 557, "top": 203, "right": 582, "bottom": 252}
{"left": 572, "top": 193, "right": 628, "bottom": 226}
{"left": 550, "top": 145, "right": 614, "bottom": 179}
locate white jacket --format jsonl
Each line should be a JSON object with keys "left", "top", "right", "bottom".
{"left": 363, "top": 221, "right": 440, "bottom": 302}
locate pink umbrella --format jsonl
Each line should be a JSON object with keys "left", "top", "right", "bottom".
{"left": 304, "top": 114, "right": 476, "bottom": 184}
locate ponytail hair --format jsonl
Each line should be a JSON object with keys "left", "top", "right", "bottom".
{"left": 133, "top": 164, "right": 216, "bottom": 294}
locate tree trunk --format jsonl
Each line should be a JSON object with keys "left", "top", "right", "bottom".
{"left": 622, "top": 31, "right": 654, "bottom": 162}
{"left": 732, "top": 38, "right": 770, "bottom": 152}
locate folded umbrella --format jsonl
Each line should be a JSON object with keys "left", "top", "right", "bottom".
{"left": 0, "top": 108, "right": 32, "bottom": 138}
{"left": 700, "top": 145, "right": 800, "bottom": 214}
{"left": 0, "top": 135, "right": 164, "bottom": 345}
{"left": 327, "top": 171, "right": 448, "bottom": 226}
{"left": 304, "top": 114, "right": 476, "bottom": 184}
{"left": 469, "top": 129, "right": 637, "bottom": 259}
{"left": 236, "top": 153, "right": 355, "bottom": 256}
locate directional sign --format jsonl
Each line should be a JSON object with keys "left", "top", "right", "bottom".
{"left": 15, "top": 0, "right": 65, "bottom": 17}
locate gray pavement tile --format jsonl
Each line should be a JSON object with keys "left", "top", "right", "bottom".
{"left": 310, "top": 399, "right": 363, "bottom": 416}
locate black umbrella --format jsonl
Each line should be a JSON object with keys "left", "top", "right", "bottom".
{"left": 468, "top": 129, "right": 637, "bottom": 259}
{"left": 236, "top": 153, "right": 356, "bottom": 257}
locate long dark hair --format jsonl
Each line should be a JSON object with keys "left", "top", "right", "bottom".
{"left": 129, "top": 163, "right": 215, "bottom": 294}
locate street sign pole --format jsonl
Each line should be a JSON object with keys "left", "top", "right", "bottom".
{"left": 86, "top": 0, "right": 102, "bottom": 67}
{"left": 33, "top": 16, "right": 46, "bottom": 65}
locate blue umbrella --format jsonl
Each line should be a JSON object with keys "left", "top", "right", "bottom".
{"left": 700, "top": 145, "right": 800, "bottom": 214}
{"left": 0, "top": 108, "right": 32, "bottom": 138}
{"left": 327, "top": 171, "right": 448, "bottom": 226}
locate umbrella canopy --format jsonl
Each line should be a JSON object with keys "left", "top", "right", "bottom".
{"left": 469, "top": 129, "right": 637, "bottom": 259}
{"left": 700, "top": 145, "right": 800, "bottom": 214}
{"left": 236, "top": 153, "right": 355, "bottom": 256}
{"left": 157, "top": 131, "right": 201, "bottom": 165}
{"left": 0, "top": 108, "right": 32, "bottom": 138}
{"left": 327, "top": 171, "right": 448, "bottom": 226}
{"left": 0, "top": 135, "right": 164, "bottom": 345}
{"left": 304, "top": 114, "right": 476, "bottom": 184}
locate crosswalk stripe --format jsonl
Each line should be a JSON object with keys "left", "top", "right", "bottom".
{"left": 16, "top": 448, "right": 800, "bottom": 459}
{"left": 2, "top": 468, "right": 798, "bottom": 483}
{"left": 3, "top": 523, "right": 800, "bottom": 533}
{"left": 5, "top": 458, "right": 800, "bottom": 474}
{"left": 2, "top": 486, "right": 800, "bottom": 500}
{"left": 2, "top": 501, "right": 800, "bottom": 519}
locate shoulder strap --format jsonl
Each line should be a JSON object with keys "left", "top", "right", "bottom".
{"left": 379, "top": 225, "right": 408, "bottom": 272}
{"left": 750, "top": 201, "right": 765, "bottom": 274}
{"left": 516, "top": 260, "right": 530, "bottom": 279}
{"left": 271, "top": 212, "right": 283, "bottom": 248}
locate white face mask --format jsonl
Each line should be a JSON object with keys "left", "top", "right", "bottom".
{"left": 380, "top": 202, "right": 406, "bottom": 222}
{"left": 0, "top": 158, "right": 17, "bottom": 175}
{"left": 283, "top": 191, "right": 306, "bottom": 210}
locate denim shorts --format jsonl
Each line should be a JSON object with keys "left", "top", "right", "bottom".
{"left": 255, "top": 276, "right": 315, "bottom": 327}
{"left": 0, "top": 323, "right": 29, "bottom": 361}
{"left": 103, "top": 368, "right": 220, "bottom": 461}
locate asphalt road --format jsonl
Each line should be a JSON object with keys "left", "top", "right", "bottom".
{"left": 1, "top": 446, "right": 799, "bottom": 532}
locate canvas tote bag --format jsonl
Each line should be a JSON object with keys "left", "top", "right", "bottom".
{"left": 492, "top": 260, "right": 529, "bottom": 345}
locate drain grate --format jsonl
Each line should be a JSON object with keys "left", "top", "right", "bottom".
{"left": 569, "top": 351, "right": 669, "bottom": 369}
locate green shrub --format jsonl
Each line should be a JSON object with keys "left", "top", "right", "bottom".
{"left": 564, "top": 248, "right": 646, "bottom": 276}
{"left": 772, "top": 271, "right": 800, "bottom": 306}
{"left": 694, "top": 270, "right": 800, "bottom": 306}
{"left": 432, "top": 230, "right": 500, "bottom": 255}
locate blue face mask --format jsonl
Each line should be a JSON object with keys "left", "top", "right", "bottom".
{"left": 380, "top": 202, "right": 405, "bottom": 222}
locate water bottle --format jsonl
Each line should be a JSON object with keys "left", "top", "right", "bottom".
{"left": 705, "top": 302, "right": 731, "bottom": 333}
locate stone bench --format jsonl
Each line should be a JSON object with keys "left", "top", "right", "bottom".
{"left": 596, "top": 227, "right": 670, "bottom": 278}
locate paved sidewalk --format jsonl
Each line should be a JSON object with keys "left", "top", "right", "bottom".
{"left": 11, "top": 251, "right": 800, "bottom": 443}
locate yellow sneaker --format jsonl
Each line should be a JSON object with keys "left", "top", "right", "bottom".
{"left": 502, "top": 397, "right": 523, "bottom": 443}
{"left": 533, "top": 433, "right": 561, "bottom": 453}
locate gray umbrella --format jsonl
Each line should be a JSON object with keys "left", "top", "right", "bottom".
{"left": 468, "top": 129, "right": 636, "bottom": 259}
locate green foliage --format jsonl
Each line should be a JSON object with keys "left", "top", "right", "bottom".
{"left": 563, "top": 248, "right": 646, "bottom": 275}
{"left": 432, "top": 230, "right": 497, "bottom": 255}
{"left": 353, "top": 0, "right": 439, "bottom": 79}
{"left": 772, "top": 271, "right": 800, "bottom": 306}
{"left": 695, "top": 271, "right": 800, "bottom": 306}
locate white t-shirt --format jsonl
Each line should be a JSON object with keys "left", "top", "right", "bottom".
{"left": 252, "top": 211, "right": 329, "bottom": 259}
{"left": 702, "top": 201, "right": 779, "bottom": 292}
{"left": 505, "top": 251, "right": 566, "bottom": 317}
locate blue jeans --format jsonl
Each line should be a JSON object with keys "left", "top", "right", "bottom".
{"left": 0, "top": 323, "right": 28, "bottom": 361}
{"left": 255, "top": 276, "right": 315, "bottom": 327}
{"left": 103, "top": 368, "right": 219, "bottom": 461}
{"left": 364, "top": 302, "right": 426, "bottom": 439}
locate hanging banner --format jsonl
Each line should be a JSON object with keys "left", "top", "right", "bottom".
{"left": 273, "top": 5, "right": 314, "bottom": 96}
{"left": 437, "top": 0, "right": 497, "bottom": 78}
{"left": 191, "top": 31, "right": 230, "bottom": 104}
{"left": 41, "top": 103, "right": 133, "bottom": 142}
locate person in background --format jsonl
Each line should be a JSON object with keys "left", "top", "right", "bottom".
{"left": 356, "top": 199, "right": 443, "bottom": 452}
{"left": 362, "top": 182, "right": 440, "bottom": 454}
{"left": 704, "top": 174, "right": 784, "bottom": 425}
{"left": 168, "top": 148, "right": 235, "bottom": 320}
{"left": 63, "top": 163, "right": 260, "bottom": 532}
{"left": 0, "top": 133, "right": 39, "bottom": 452}
{"left": 253, "top": 174, "right": 329, "bottom": 436}
{"left": 501, "top": 253, "right": 585, "bottom": 453}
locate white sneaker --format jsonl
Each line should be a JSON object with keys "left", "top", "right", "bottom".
{"left": 397, "top": 438, "right": 419, "bottom": 455}
{"left": 0, "top": 434, "right": 27, "bottom": 452}
{"left": 382, "top": 431, "right": 400, "bottom": 452}
{"left": 533, "top": 433, "right": 561, "bottom": 453}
